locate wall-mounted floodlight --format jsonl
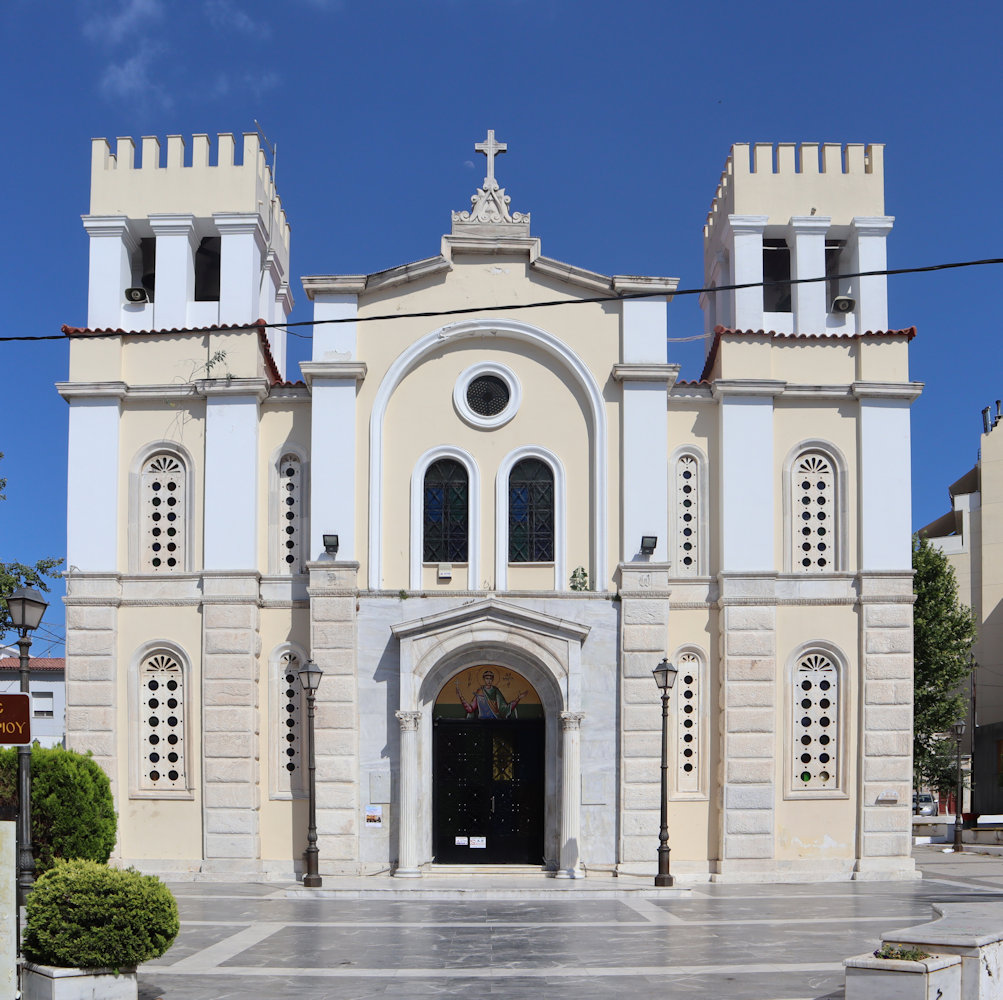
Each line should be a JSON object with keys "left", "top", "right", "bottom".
{"left": 640, "top": 536, "right": 658, "bottom": 556}
{"left": 323, "top": 534, "right": 339, "bottom": 556}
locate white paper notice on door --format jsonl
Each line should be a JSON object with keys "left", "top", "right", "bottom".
{"left": 454, "top": 836, "right": 468, "bottom": 846}
{"left": 469, "top": 836, "right": 487, "bottom": 849}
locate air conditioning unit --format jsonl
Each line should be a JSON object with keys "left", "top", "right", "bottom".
{"left": 125, "top": 287, "right": 149, "bottom": 303}
{"left": 830, "top": 295, "right": 856, "bottom": 314}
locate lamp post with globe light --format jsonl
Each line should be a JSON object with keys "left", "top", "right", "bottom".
{"left": 652, "top": 657, "right": 678, "bottom": 887}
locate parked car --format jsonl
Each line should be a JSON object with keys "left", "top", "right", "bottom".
{"left": 913, "top": 793, "right": 938, "bottom": 816}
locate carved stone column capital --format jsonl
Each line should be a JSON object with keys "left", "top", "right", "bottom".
{"left": 395, "top": 710, "right": 421, "bottom": 732}
{"left": 560, "top": 711, "right": 585, "bottom": 731}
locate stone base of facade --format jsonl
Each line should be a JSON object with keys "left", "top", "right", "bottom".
{"left": 851, "top": 856, "right": 920, "bottom": 881}
{"left": 710, "top": 858, "right": 858, "bottom": 883}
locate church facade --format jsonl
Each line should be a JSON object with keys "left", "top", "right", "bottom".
{"left": 60, "top": 133, "right": 920, "bottom": 881}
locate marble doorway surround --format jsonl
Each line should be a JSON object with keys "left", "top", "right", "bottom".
{"left": 391, "top": 598, "right": 590, "bottom": 878}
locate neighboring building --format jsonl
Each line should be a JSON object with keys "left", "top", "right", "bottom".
{"left": 0, "top": 656, "right": 66, "bottom": 748}
{"left": 922, "top": 402, "right": 1003, "bottom": 813}
{"left": 60, "top": 133, "right": 920, "bottom": 881}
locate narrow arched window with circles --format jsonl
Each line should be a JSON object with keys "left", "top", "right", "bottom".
{"left": 278, "top": 453, "right": 303, "bottom": 573}
{"left": 141, "top": 454, "right": 185, "bottom": 572}
{"left": 792, "top": 452, "right": 835, "bottom": 572}
{"left": 793, "top": 651, "right": 839, "bottom": 792}
{"left": 675, "top": 454, "right": 700, "bottom": 575}
{"left": 276, "top": 651, "right": 304, "bottom": 797}
{"left": 675, "top": 651, "right": 702, "bottom": 793}
{"left": 140, "top": 652, "right": 186, "bottom": 792}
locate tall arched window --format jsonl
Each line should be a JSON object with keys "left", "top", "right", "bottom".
{"left": 141, "top": 453, "right": 186, "bottom": 572}
{"left": 273, "top": 649, "right": 305, "bottom": 798}
{"left": 423, "top": 459, "right": 469, "bottom": 563}
{"left": 674, "top": 453, "right": 702, "bottom": 576}
{"left": 674, "top": 649, "right": 705, "bottom": 795}
{"left": 508, "top": 459, "right": 555, "bottom": 563}
{"left": 792, "top": 450, "right": 836, "bottom": 572}
{"left": 277, "top": 453, "right": 304, "bottom": 573}
{"left": 792, "top": 649, "right": 840, "bottom": 793}
{"left": 138, "top": 650, "right": 187, "bottom": 792}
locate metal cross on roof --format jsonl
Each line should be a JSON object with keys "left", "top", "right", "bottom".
{"left": 475, "top": 130, "right": 507, "bottom": 186}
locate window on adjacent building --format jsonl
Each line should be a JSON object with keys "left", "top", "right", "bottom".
{"left": 139, "top": 651, "right": 186, "bottom": 793}
{"left": 508, "top": 458, "right": 555, "bottom": 562}
{"left": 32, "top": 691, "right": 54, "bottom": 719}
{"left": 763, "top": 238, "right": 792, "bottom": 313}
{"left": 792, "top": 451, "right": 836, "bottom": 572}
{"left": 423, "top": 459, "right": 469, "bottom": 563}
{"left": 141, "top": 453, "right": 186, "bottom": 572}
{"left": 277, "top": 453, "right": 304, "bottom": 573}
{"left": 674, "top": 453, "right": 701, "bottom": 576}
{"left": 793, "top": 651, "right": 839, "bottom": 793}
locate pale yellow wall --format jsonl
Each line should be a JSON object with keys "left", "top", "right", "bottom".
{"left": 115, "top": 605, "right": 204, "bottom": 860}
{"left": 68, "top": 338, "right": 123, "bottom": 383}
{"left": 856, "top": 338, "right": 910, "bottom": 382}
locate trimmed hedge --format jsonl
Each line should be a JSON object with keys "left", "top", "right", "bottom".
{"left": 0, "top": 745, "right": 116, "bottom": 873}
{"left": 23, "top": 860, "right": 179, "bottom": 969}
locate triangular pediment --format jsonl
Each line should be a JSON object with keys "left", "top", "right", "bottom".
{"left": 391, "top": 597, "right": 589, "bottom": 645}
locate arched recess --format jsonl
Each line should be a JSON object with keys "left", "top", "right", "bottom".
{"left": 409, "top": 445, "right": 480, "bottom": 590}
{"left": 268, "top": 641, "right": 309, "bottom": 799}
{"left": 128, "top": 440, "right": 197, "bottom": 573}
{"left": 496, "top": 446, "right": 566, "bottom": 592}
{"left": 128, "top": 639, "right": 194, "bottom": 799}
{"left": 782, "top": 439, "right": 849, "bottom": 573}
{"left": 668, "top": 445, "right": 709, "bottom": 577}
{"left": 669, "top": 644, "right": 709, "bottom": 799}
{"left": 369, "top": 319, "right": 607, "bottom": 590}
{"left": 784, "top": 639, "right": 849, "bottom": 799}
{"left": 268, "top": 444, "right": 310, "bottom": 575}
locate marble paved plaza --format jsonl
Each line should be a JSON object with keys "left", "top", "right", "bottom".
{"left": 138, "top": 848, "right": 1003, "bottom": 1000}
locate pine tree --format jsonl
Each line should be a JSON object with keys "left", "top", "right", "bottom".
{"left": 912, "top": 534, "right": 977, "bottom": 791}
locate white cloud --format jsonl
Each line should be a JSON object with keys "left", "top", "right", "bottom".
{"left": 99, "top": 45, "right": 173, "bottom": 110}
{"left": 205, "top": 0, "right": 268, "bottom": 35}
{"left": 81, "top": 0, "right": 164, "bottom": 45}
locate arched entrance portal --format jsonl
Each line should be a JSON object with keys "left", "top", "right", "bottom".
{"left": 432, "top": 666, "right": 545, "bottom": 864}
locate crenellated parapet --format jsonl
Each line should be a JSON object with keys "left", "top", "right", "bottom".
{"left": 89, "top": 133, "right": 290, "bottom": 268}
{"left": 704, "top": 142, "right": 884, "bottom": 245}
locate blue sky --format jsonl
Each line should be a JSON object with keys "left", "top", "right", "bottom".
{"left": 2, "top": 0, "right": 1000, "bottom": 653}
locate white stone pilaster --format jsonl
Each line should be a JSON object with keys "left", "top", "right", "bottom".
{"left": 788, "top": 216, "right": 830, "bottom": 332}
{"left": 848, "top": 217, "right": 894, "bottom": 332}
{"left": 302, "top": 363, "right": 366, "bottom": 562}
{"left": 148, "top": 214, "right": 197, "bottom": 330}
{"left": 65, "top": 393, "right": 123, "bottom": 572}
{"left": 214, "top": 213, "right": 267, "bottom": 325}
{"left": 82, "top": 216, "right": 138, "bottom": 329}
{"left": 727, "top": 216, "right": 768, "bottom": 330}
{"left": 394, "top": 710, "right": 422, "bottom": 877}
{"left": 203, "top": 385, "right": 266, "bottom": 570}
{"left": 311, "top": 294, "right": 358, "bottom": 361}
{"left": 557, "top": 711, "right": 585, "bottom": 878}
{"left": 621, "top": 378, "right": 670, "bottom": 562}
{"left": 717, "top": 388, "right": 777, "bottom": 572}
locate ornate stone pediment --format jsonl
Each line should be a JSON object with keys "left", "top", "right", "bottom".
{"left": 451, "top": 130, "right": 531, "bottom": 237}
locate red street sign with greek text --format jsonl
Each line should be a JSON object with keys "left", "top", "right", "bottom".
{"left": 0, "top": 695, "right": 31, "bottom": 745}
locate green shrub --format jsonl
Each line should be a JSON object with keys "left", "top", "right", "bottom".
{"left": 0, "top": 745, "right": 117, "bottom": 874}
{"left": 23, "top": 860, "right": 179, "bottom": 969}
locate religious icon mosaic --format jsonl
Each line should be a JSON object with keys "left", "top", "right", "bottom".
{"left": 434, "top": 666, "right": 543, "bottom": 721}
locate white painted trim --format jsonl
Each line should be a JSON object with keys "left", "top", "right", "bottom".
{"left": 127, "top": 640, "right": 194, "bottom": 800}
{"left": 783, "top": 640, "right": 849, "bottom": 800}
{"left": 782, "top": 440, "right": 849, "bottom": 573}
{"left": 669, "top": 445, "right": 709, "bottom": 577}
{"left": 268, "top": 444, "right": 310, "bottom": 575}
{"left": 622, "top": 381, "right": 669, "bottom": 562}
{"left": 859, "top": 400, "right": 912, "bottom": 570}
{"left": 452, "top": 362, "right": 521, "bottom": 429}
{"left": 128, "top": 441, "right": 197, "bottom": 574}
{"left": 409, "top": 446, "right": 481, "bottom": 590}
{"left": 369, "top": 319, "right": 606, "bottom": 590}
{"left": 268, "top": 642, "right": 308, "bottom": 800}
{"left": 495, "top": 446, "right": 566, "bottom": 592}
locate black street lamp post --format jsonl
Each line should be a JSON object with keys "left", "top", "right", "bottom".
{"left": 953, "top": 719, "right": 966, "bottom": 853}
{"left": 652, "top": 657, "right": 678, "bottom": 888}
{"left": 6, "top": 587, "right": 48, "bottom": 904}
{"left": 298, "top": 659, "right": 324, "bottom": 887}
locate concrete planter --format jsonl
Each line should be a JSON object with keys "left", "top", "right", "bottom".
{"left": 22, "top": 963, "right": 138, "bottom": 1000}
{"left": 844, "top": 952, "right": 961, "bottom": 1000}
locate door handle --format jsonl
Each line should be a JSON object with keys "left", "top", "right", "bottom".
{"left": 491, "top": 795, "right": 495, "bottom": 814}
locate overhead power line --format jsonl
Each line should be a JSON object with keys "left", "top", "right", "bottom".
{"left": 2, "top": 255, "right": 1001, "bottom": 344}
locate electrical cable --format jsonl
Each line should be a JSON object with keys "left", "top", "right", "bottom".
{"left": 2, "top": 255, "right": 1001, "bottom": 343}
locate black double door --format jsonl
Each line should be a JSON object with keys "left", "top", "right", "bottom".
{"left": 433, "top": 718, "right": 545, "bottom": 865}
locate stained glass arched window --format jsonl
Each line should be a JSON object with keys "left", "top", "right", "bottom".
{"left": 508, "top": 459, "right": 555, "bottom": 563}
{"left": 793, "top": 650, "right": 839, "bottom": 792}
{"left": 423, "top": 459, "right": 469, "bottom": 563}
